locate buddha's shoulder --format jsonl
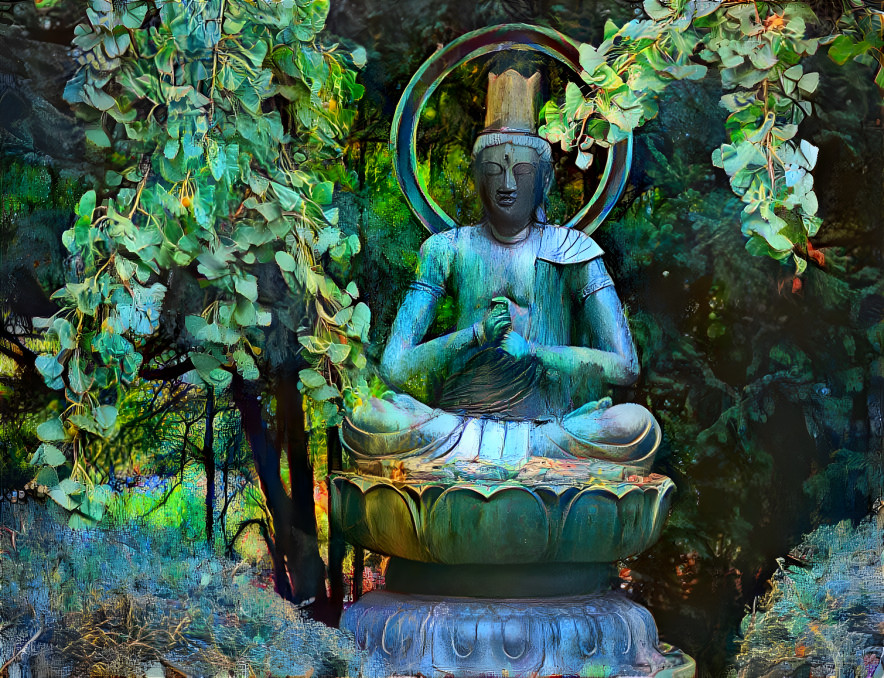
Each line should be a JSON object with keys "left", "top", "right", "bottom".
{"left": 536, "top": 225, "right": 604, "bottom": 265}
{"left": 419, "top": 229, "right": 458, "bottom": 258}
{"left": 419, "top": 225, "right": 604, "bottom": 265}
{"left": 420, "top": 226, "right": 481, "bottom": 255}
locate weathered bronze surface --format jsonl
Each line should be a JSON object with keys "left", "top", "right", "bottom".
{"left": 344, "top": 64, "right": 660, "bottom": 481}
{"left": 330, "top": 23, "right": 694, "bottom": 677}
{"left": 344, "top": 591, "right": 696, "bottom": 678}
{"left": 330, "top": 473, "right": 675, "bottom": 565}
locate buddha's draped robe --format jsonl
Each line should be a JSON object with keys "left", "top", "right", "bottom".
{"left": 343, "top": 225, "right": 660, "bottom": 482}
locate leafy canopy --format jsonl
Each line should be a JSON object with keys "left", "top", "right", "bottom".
{"left": 30, "top": 0, "right": 368, "bottom": 527}
{"left": 539, "top": 0, "right": 884, "bottom": 272}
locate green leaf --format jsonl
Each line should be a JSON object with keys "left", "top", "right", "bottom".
{"left": 828, "top": 34, "right": 857, "bottom": 65}
{"left": 308, "top": 383, "right": 341, "bottom": 401}
{"left": 802, "top": 214, "right": 822, "bottom": 237}
{"left": 797, "top": 72, "right": 819, "bottom": 95}
{"left": 233, "top": 349, "right": 260, "bottom": 380}
{"left": 121, "top": 2, "right": 147, "bottom": 29}
{"left": 643, "top": 0, "right": 672, "bottom": 20}
{"left": 352, "top": 351, "right": 367, "bottom": 369}
{"left": 256, "top": 201, "right": 282, "bottom": 222}
{"left": 299, "top": 335, "right": 329, "bottom": 354}
{"left": 35, "top": 354, "right": 64, "bottom": 381}
{"left": 351, "top": 46, "right": 367, "bottom": 68}
{"left": 741, "top": 209, "right": 793, "bottom": 253}
{"left": 578, "top": 43, "right": 606, "bottom": 75}
{"left": 37, "top": 416, "right": 67, "bottom": 442}
{"left": 235, "top": 276, "right": 258, "bottom": 302}
{"left": 249, "top": 173, "right": 270, "bottom": 195}
{"left": 327, "top": 343, "right": 350, "bottom": 364}
{"left": 69, "top": 413, "right": 105, "bottom": 436}
{"left": 716, "top": 141, "right": 767, "bottom": 175}
{"left": 77, "top": 190, "right": 96, "bottom": 218}
{"left": 333, "top": 306, "right": 353, "bottom": 325}
{"left": 85, "top": 83, "right": 117, "bottom": 111}
{"left": 746, "top": 112, "right": 775, "bottom": 143}
{"left": 311, "top": 181, "right": 334, "bottom": 205}
{"left": 299, "top": 368, "right": 326, "bottom": 388}
{"left": 798, "top": 139, "right": 819, "bottom": 169}
{"left": 164, "top": 138, "right": 180, "bottom": 159}
{"left": 748, "top": 43, "right": 777, "bottom": 70}
{"left": 271, "top": 181, "right": 303, "bottom": 210}
{"left": 85, "top": 124, "right": 111, "bottom": 148}
{"left": 233, "top": 298, "right": 257, "bottom": 326}
{"left": 186, "top": 315, "right": 208, "bottom": 338}
{"left": 69, "top": 357, "right": 94, "bottom": 395}
{"left": 349, "top": 302, "right": 370, "bottom": 342}
{"left": 243, "top": 39, "right": 269, "bottom": 68}
{"left": 75, "top": 494, "right": 107, "bottom": 521}
{"left": 275, "top": 250, "right": 297, "bottom": 272}
{"left": 207, "top": 140, "right": 226, "bottom": 181}
{"left": 190, "top": 351, "right": 222, "bottom": 383}
{"left": 50, "top": 478, "right": 83, "bottom": 510}
{"left": 30, "top": 443, "right": 67, "bottom": 467}
{"left": 94, "top": 405, "right": 117, "bottom": 431}
{"left": 49, "top": 318, "right": 76, "bottom": 350}
{"left": 224, "top": 17, "right": 245, "bottom": 33}
{"left": 563, "top": 81, "right": 585, "bottom": 119}
{"left": 782, "top": 65, "right": 802, "bottom": 93}
{"left": 35, "top": 465, "right": 59, "bottom": 486}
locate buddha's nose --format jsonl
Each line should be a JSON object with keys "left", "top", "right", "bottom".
{"left": 500, "top": 168, "right": 517, "bottom": 192}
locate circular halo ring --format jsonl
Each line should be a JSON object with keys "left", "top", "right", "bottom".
{"left": 391, "top": 23, "right": 633, "bottom": 235}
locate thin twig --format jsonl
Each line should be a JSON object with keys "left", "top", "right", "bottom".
{"left": 0, "top": 622, "right": 44, "bottom": 675}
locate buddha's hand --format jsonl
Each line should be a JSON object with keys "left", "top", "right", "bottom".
{"left": 474, "top": 298, "right": 511, "bottom": 346}
{"left": 500, "top": 330, "right": 534, "bottom": 361}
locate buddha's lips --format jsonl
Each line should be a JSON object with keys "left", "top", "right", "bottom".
{"left": 496, "top": 194, "right": 516, "bottom": 206}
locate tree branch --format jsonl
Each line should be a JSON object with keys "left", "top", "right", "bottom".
{"left": 140, "top": 358, "right": 194, "bottom": 382}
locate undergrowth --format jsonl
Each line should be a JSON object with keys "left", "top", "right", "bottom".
{"left": 0, "top": 501, "right": 373, "bottom": 677}
{"left": 732, "top": 516, "right": 884, "bottom": 678}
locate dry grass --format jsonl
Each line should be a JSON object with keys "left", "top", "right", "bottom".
{"left": 0, "top": 502, "right": 368, "bottom": 678}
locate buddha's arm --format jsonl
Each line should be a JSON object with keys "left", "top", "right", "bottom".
{"left": 380, "top": 233, "right": 494, "bottom": 395}
{"left": 533, "top": 285, "right": 639, "bottom": 385}
{"left": 381, "top": 289, "right": 485, "bottom": 393}
{"left": 526, "top": 259, "right": 639, "bottom": 386}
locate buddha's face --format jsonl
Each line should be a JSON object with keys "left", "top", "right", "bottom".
{"left": 476, "top": 143, "right": 545, "bottom": 237}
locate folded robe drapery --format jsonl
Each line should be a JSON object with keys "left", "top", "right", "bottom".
{"left": 342, "top": 392, "right": 660, "bottom": 483}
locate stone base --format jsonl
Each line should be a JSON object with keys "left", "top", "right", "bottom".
{"left": 343, "top": 590, "right": 695, "bottom": 678}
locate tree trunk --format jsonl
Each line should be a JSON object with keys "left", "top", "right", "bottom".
{"left": 203, "top": 386, "right": 215, "bottom": 546}
{"left": 327, "top": 426, "right": 345, "bottom": 619}
{"left": 231, "top": 375, "right": 333, "bottom": 622}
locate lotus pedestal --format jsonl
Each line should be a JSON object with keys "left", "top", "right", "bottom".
{"left": 329, "top": 473, "right": 695, "bottom": 677}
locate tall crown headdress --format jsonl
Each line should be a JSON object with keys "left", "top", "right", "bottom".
{"left": 472, "top": 69, "right": 552, "bottom": 162}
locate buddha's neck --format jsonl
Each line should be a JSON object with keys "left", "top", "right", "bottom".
{"left": 488, "top": 221, "right": 533, "bottom": 244}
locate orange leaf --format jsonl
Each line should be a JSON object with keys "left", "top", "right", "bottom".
{"left": 807, "top": 240, "right": 825, "bottom": 266}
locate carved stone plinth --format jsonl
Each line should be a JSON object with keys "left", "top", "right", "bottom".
{"left": 343, "top": 590, "right": 695, "bottom": 678}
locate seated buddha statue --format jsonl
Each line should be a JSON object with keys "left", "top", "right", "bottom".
{"left": 343, "top": 69, "right": 661, "bottom": 483}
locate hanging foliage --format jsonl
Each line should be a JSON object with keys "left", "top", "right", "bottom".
{"left": 539, "top": 0, "right": 883, "bottom": 272}
{"left": 28, "top": 0, "right": 367, "bottom": 527}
